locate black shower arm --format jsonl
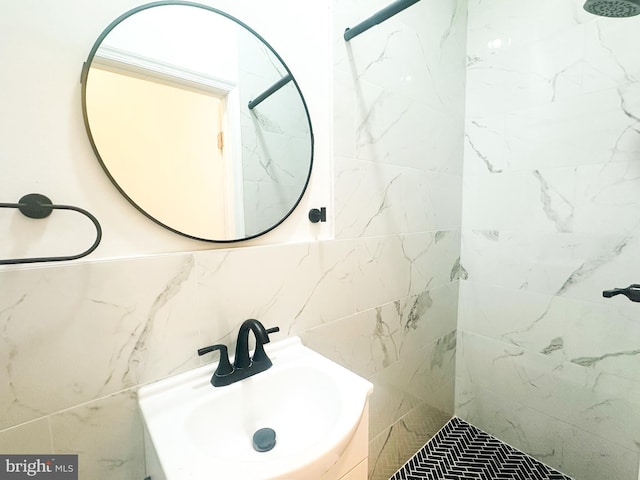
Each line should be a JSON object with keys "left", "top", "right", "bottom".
{"left": 0, "top": 194, "right": 102, "bottom": 265}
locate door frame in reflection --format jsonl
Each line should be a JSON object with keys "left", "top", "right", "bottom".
{"left": 88, "top": 47, "right": 247, "bottom": 238}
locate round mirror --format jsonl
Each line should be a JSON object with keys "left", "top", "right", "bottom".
{"left": 81, "top": 1, "right": 313, "bottom": 242}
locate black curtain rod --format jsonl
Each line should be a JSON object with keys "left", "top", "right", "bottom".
{"left": 248, "top": 74, "right": 293, "bottom": 110}
{"left": 0, "top": 193, "right": 102, "bottom": 265}
{"left": 344, "top": 0, "right": 421, "bottom": 41}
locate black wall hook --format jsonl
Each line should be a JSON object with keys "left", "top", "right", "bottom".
{"left": 0, "top": 193, "right": 102, "bottom": 265}
{"left": 602, "top": 284, "right": 640, "bottom": 302}
{"left": 309, "top": 207, "right": 326, "bottom": 223}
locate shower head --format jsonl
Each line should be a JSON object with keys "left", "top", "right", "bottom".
{"left": 583, "top": 0, "right": 640, "bottom": 17}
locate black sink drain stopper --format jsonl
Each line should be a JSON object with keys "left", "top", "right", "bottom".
{"left": 252, "top": 427, "right": 276, "bottom": 452}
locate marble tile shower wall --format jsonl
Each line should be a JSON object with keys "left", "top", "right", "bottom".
{"left": 0, "top": 2, "right": 466, "bottom": 480}
{"left": 332, "top": 0, "right": 466, "bottom": 478}
{"left": 458, "top": 1, "right": 640, "bottom": 480}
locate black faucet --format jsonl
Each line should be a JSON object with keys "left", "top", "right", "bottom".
{"left": 234, "top": 318, "right": 279, "bottom": 369}
{"left": 197, "top": 319, "right": 279, "bottom": 387}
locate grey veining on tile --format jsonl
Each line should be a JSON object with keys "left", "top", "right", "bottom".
{"left": 465, "top": 132, "right": 503, "bottom": 174}
{"left": 460, "top": 229, "right": 640, "bottom": 300}
{"left": 125, "top": 254, "right": 196, "bottom": 381}
{"left": 431, "top": 330, "right": 457, "bottom": 370}
{"left": 301, "top": 285, "right": 457, "bottom": 381}
{"left": 1, "top": 297, "right": 47, "bottom": 426}
{"left": 533, "top": 170, "right": 574, "bottom": 233}
{"left": 571, "top": 348, "right": 640, "bottom": 368}
{"left": 289, "top": 246, "right": 358, "bottom": 332}
{"left": 541, "top": 336, "right": 563, "bottom": 356}
{"left": 402, "top": 232, "right": 461, "bottom": 293}
{"left": 373, "top": 306, "right": 399, "bottom": 369}
{"left": 50, "top": 389, "right": 145, "bottom": 480}
{"left": 356, "top": 171, "right": 403, "bottom": 238}
{"left": 457, "top": 327, "right": 640, "bottom": 454}
{"left": 195, "top": 241, "right": 361, "bottom": 341}
{"left": 368, "top": 328, "right": 456, "bottom": 433}
{"left": 0, "top": 254, "right": 200, "bottom": 430}
{"left": 554, "top": 235, "right": 631, "bottom": 296}
{"left": 450, "top": 256, "right": 468, "bottom": 281}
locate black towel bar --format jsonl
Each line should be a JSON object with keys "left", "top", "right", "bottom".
{"left": 0, "top": 193, "right": 102, "bottom": 265}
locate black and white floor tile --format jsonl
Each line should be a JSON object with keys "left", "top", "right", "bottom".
{"left": 390, "top": 417, "right": 573, "bottom": 480}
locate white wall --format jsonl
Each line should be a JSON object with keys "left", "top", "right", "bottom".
{"left": 458, "top": 1, "right": 640, "bottom": 479}
{"left": 0, "top": 0, "right": 331, "bottom": 261}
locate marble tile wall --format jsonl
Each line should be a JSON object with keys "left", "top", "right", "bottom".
{"left": 237, "top": 33, "right": 312, "bottom": 236}
{"left": 331, "top": 0, "right": 467, "bottom": 477}
{"left": 459, "top": 1, "right": 640, "bottom": 479}
{"left": 0, "top": 233, "right": 460, "bottom": 478}
{"left": 0, "top": 1, "right": 466, "bottom": 479}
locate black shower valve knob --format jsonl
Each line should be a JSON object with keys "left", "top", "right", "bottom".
{"left": 602, "top": 284, "right": 640, "bottom": 302}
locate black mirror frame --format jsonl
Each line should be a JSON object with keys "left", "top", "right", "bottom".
{"left": 80, "top": 0, "right": 314, "bottom": 243}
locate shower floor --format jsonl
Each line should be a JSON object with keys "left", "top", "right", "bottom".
{"left": 390, "top": 417, "right": 572, "bottom": 480}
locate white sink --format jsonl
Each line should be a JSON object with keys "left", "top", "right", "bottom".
{"left": 138, "top": 336, "right": 374, "bottom": 479}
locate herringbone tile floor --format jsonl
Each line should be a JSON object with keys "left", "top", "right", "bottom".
{"left": 390, "top": 417, "right": 572, "bottom": 480}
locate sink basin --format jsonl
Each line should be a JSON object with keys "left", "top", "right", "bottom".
{"left": 138, "top": 336, "right": 374, "bottom": 479}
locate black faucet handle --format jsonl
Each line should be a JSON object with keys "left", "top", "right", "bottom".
{"left": 266, "top": 326, "right": 280, "bottom": 336}
{"left": 197, "top": 344, "right": 234, "bottom": 376}
{"left": 197, "top": 345, "right": 216, "bottom": 356}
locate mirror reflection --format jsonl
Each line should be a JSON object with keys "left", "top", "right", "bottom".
{"left": 82, "top": 3, "right": 313, "bottom": 242}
